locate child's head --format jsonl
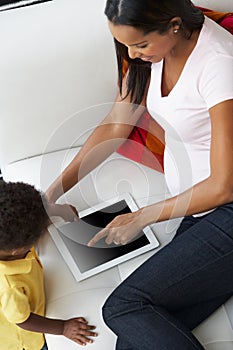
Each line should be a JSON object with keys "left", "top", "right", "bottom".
{"left": 0, "top": 181, "right": 49, "bottom": 251}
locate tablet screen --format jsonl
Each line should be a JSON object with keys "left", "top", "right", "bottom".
{"left": 57, "top": 200, "right": 150, "bottom": 273}
{"left": 58, "top": 230, "right": 149, "bottom": 273}
{"left": 49, "top": 194, "right": 159, "bottom": 280}
{"left": 81, "top": 199, "right": 131, "bottom": 227}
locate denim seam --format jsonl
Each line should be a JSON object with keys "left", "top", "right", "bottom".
{"left": 161, "top": 248, "right": 233, "bottom": 296}
{"left": 196, "top": 233, "right": 233, "bottom": 257}
{"left": 149, "top": 304, "right": 204, "bottom": 350}
{"left": 105, "top": 301, "right": 203, "bottom": 350}
{"left": 205, "top": 218, "right": 233, "bottom": 241}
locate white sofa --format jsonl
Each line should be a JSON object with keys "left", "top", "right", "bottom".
{"left": 0, "top": 0, "right": 233, "bottom": 349}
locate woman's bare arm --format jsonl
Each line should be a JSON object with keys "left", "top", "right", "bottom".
{"left": 46, "top": 75, "right": 147, "bottom": 203}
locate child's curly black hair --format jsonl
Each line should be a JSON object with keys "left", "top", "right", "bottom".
{"left": 0, "top": 181, "right": 50, "bottom": 250}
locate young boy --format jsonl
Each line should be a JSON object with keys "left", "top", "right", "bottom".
{"left": 0, "top": 181, "right": 97, "bottom": 350}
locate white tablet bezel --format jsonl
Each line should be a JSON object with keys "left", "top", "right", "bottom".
{"left": 48, "top": 193, "right": 160, "bottom": 281}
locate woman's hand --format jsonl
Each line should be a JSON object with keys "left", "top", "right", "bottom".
{"left": 88, "top": 210, "right": 144, "bottom": 247}
{"left": 47, "top": 203, "right": 79, "bottom": 222}
{"left": 63, "top": 317, "right": 97, "bottom": 346}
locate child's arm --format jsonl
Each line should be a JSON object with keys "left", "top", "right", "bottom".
{"left": 17, "top": 312, "right": 97, "bottom": 346}
{"left": 47, "top": 202, "right": 79, "bottom": 222}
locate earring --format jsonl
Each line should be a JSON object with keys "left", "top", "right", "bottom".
{"left": 173, "top": 28, "right": 179, "bottom": 34}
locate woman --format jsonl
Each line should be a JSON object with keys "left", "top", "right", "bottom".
{"left": 46, "top": 0, "right": 233, "bottom": 348}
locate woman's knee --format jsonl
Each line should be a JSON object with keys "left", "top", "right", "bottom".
{"left": 102, "top": 286, "right": 144, "bottom": 327}
{"left": 102, "top": 288, "right": 127, "bottom": 326}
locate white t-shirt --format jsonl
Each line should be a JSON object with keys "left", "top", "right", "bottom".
{"left": 147, "top": 16, "right": 233, "bottom": 199}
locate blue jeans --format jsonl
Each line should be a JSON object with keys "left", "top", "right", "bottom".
{"left": 103, "top": 202, "right": 233, "bottom": 350}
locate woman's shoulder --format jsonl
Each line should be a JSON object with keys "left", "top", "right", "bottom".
{"left": 201, "top": 16, "right": 233, "bottom": 56}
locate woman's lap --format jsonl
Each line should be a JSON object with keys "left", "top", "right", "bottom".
{"left": 106, "top": 202, "right": 233, "bottom": 305}
{"left": 103, "top": 202, "right": 233, "bottom": 349}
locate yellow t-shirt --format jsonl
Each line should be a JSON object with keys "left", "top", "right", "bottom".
{"left": 0, "top": 247, "right": 45, "bottom": 350}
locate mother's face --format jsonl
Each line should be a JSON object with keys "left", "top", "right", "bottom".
{"left": 108, "top": 21, "right": 180, "bottom": 63}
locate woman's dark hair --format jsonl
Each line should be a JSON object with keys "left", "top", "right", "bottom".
{"left": 105, "top": 0, "right": 204, "bottom": 105}
{"left": 0, "top": 181, "right": 50, "bottom": 250}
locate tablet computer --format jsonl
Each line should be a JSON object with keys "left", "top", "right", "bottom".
{"left": 49, "top": 193, "right": 160, "bottom": 281}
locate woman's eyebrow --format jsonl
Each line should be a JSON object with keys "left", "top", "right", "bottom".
{"left": 128, "top": 40, "right": 147, "bottom": 47}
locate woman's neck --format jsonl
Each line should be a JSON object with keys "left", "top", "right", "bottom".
{"left": 168, "top": 28, "right": 201, "bottom": 61}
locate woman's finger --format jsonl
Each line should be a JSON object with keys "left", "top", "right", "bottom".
{"left": 87, "top": 228, "right": 109, "bottom": 247}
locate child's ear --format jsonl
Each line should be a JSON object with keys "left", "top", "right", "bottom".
{"left": 11, "top": 246, "right": 29, "bottom": 256}
{"left": 11, "top": 248, "right": 22, "bottom": 256}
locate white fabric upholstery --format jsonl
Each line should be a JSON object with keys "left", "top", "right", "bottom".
{"left": 1, "top": 0, "right": 232, "bottom": 349}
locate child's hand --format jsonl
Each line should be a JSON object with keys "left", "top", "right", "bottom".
{"left": 63, "top": 317, "right": 97, "bottom": 346}
{"left": 47, "top": 203, "right": 79, "bottom": 222}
